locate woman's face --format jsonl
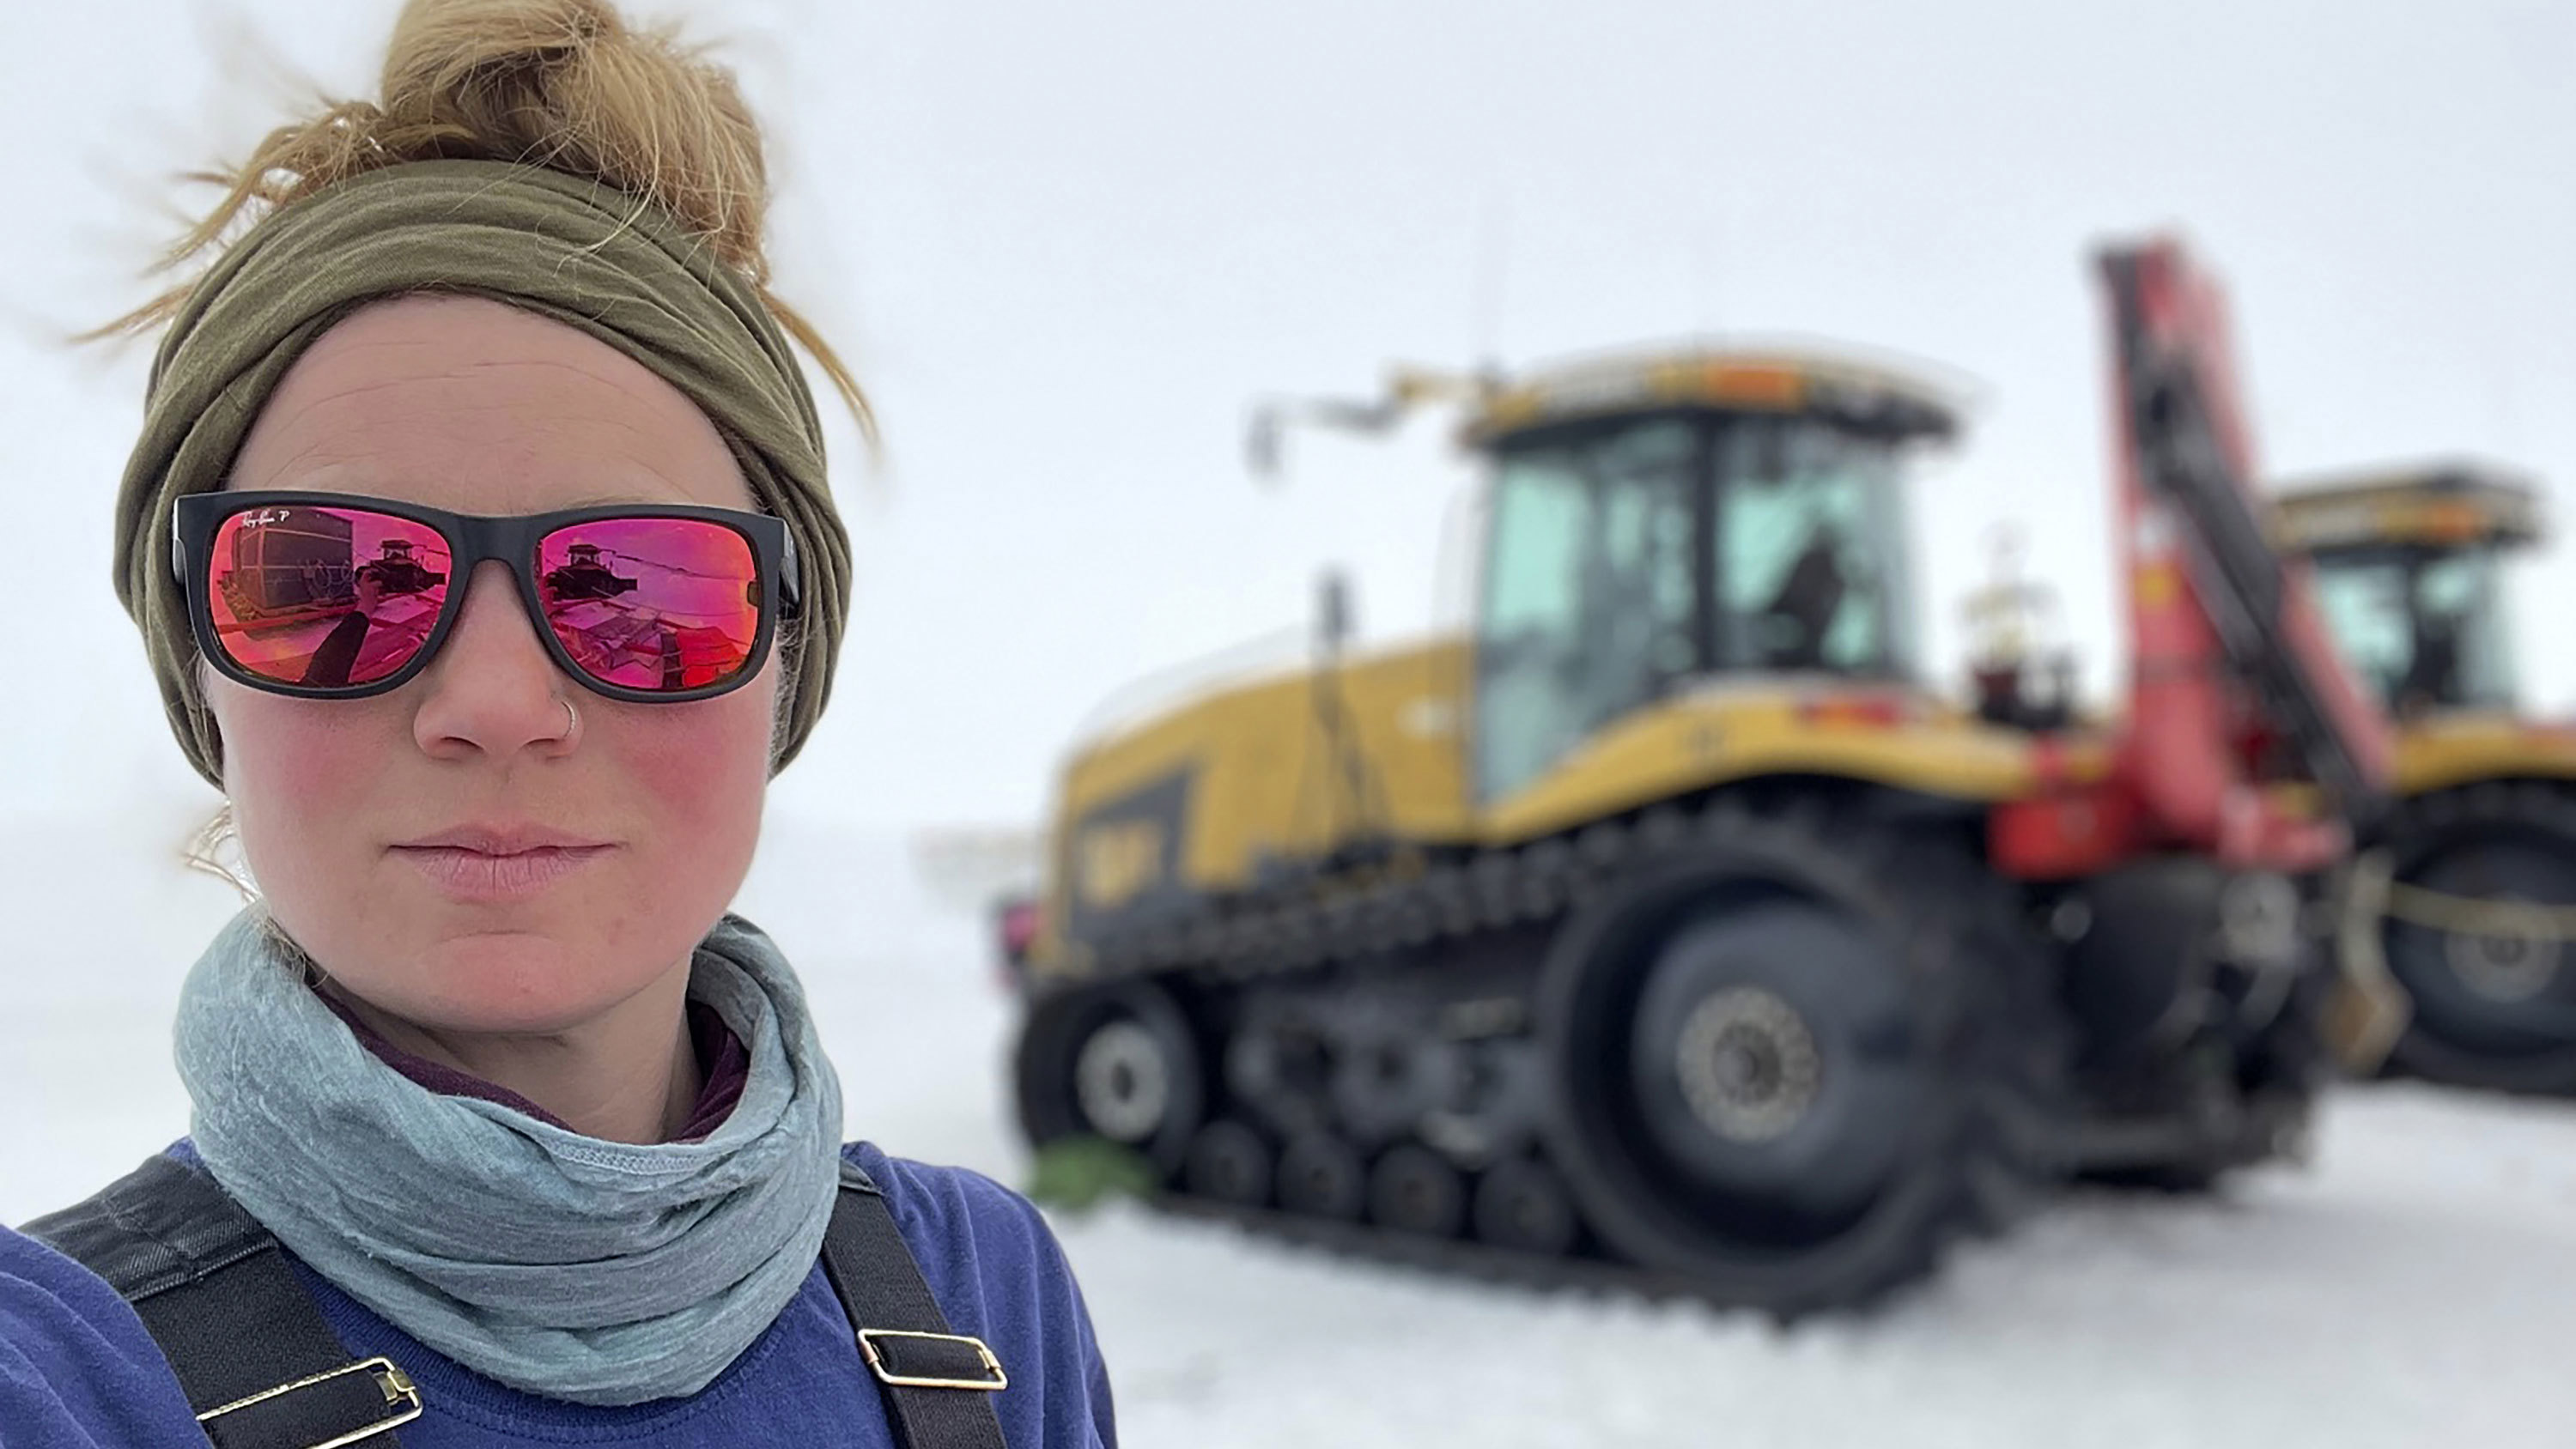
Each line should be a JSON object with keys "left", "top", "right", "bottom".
{"left": 210, "top": 294, "right": 775, "bottom": 1036}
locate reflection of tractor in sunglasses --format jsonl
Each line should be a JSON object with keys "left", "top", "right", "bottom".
{"left": 542, "top": 542, "right": 641, "bottom": 603}
{"left": 293, "top": 537, "right": 450, "bottom": 689}
{"left": 541, "top": 543, "right": 748, "bottom": 689}
{"left": 353, "top": 537, "right": 447, "bottom": 599}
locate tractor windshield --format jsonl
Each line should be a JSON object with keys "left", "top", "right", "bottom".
{"left": 1473, "top": 410, "right": 1924, "bottom": 804}
{"left": 1476, "top": 417, "right": 1700, "bottom": 803}
{"left": 1712, "top": 415, "right": 1918, "bottom": 679}
{"left": 2310, "top": 546, "right": 2518, "bottom": 715}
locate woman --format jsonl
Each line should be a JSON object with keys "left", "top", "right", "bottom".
{"left": 0, "top": 2, "right": 1115, "bottom": 1445}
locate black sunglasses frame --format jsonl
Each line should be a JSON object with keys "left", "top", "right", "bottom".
{"left": 173, "top": 490, "right": 802, "bottom": 704}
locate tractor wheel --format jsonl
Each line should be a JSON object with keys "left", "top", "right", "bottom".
{"left": 2380, "top": 784, "right": 2576, "bottom": 1094}
{"left": 1013, "top": 979, "right": 1206, "bottom": 1176}
{"left": 1536, "top": 803, "right": 2071, "bottom": 1315}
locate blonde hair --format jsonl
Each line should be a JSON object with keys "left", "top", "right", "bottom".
{"left": 184, "top": 803, "right": 258, "bottom": 902}
{"left": 111, "top": 0, "right": 869, "bottom": 436}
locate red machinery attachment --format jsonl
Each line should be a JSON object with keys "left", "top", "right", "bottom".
{"left": 1994, "top": 239, "right": 2394, "bottom": 880}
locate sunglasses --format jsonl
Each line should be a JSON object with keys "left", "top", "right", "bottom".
{"left": 173, "top": 491, "right": 800, "bottom": 702}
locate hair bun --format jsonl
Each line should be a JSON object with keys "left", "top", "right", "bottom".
{"left": 380, "top": 0, "right": 770, "bottom": 281}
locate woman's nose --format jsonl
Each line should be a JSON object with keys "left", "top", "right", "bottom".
{"left": 410, "top": 561, "right": 576, "bottom": 760}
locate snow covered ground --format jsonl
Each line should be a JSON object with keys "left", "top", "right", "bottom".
{"left": 3, "top": 809, "right": 2570, "bottom": 1448}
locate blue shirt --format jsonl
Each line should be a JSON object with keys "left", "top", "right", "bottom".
{"left": 0, "top": 1143, "right": 1115, "bottom": 1447}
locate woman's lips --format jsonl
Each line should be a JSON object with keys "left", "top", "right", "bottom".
{"left": 392, "top": 844, "right": 611, "bottom": 901}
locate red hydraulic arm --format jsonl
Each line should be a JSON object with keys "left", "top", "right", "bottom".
{"left": 1995, "top": 238, "right": 2393, "bottom": 879}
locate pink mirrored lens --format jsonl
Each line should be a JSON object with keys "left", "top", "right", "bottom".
{"left": 205, "top": 506, "right": 452, "bottom": 688}
{"left": 537, "top": 518, "right": 760, "bottom": 692}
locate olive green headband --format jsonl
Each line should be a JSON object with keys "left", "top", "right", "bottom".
{"left": 112, "top": 157, "right": 852, "bottom": 786}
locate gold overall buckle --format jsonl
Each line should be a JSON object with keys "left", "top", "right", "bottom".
{"left": 856, "top": 1328, "right": 1010, "bottom": 1391}
{"left": 194, "top": 1355, "right": 423, "bottom": 1449}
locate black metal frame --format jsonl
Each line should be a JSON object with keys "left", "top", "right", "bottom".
{"left": 173, "top": 489, "right": 800, "bottom": 704}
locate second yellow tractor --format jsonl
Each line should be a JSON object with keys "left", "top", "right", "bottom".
{"left": 2278, "top": 464, "right": 2576, "bottom": 1092}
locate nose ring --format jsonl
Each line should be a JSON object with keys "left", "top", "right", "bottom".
{"left": 556, "top": 696, "right": 580, "bottom": 743}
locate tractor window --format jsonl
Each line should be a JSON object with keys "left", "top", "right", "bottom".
{"left": 2311, "top": 559, "right": 2409, "bottom": 705}
{"left": 1476, "top": 419, "right": 1698, "bottom": 803}
{"left": 1713, "top": 418, "right": 1917, "bottom": 677}
{"left": 2312, "top": 548, "right": 2517, "bottom": 714}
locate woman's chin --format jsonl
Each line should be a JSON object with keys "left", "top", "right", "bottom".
{"left": 339, "top": 943, "right": 650, "bottom": 1040}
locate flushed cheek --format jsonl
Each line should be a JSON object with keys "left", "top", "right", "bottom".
{"left": 589, "top": 690, "right": 772, "bottom": 892}
{"left": 216, "top": 689, "right": 413, "bottom": 900}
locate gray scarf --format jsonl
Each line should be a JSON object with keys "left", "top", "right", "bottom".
{"left": 173, "top": 909, "right": 846, "bottom": 1406}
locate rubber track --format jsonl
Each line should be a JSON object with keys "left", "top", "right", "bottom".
{"left": 1083, "top": 809, "right": 1669, "bottom": 986}
{"left": 1056, "top": 816, "right": 1670, "bottom": 1295}
{"left": 1048, "top": 793, "right": 2075, "bottom": 1309}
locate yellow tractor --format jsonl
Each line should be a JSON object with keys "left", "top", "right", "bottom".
{"left": 2276, "top": 465, "right": 2576, "bottom": 1091}
{"left": 1010, "top": 240, "right": 2391, "bottom": 1313}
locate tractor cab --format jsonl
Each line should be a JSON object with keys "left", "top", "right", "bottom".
{"left": 1462, "top": 351, "right": 1957, "bottom": 802}
{"left": 2275, "top": 464, "right": 2541, "bottom": 718}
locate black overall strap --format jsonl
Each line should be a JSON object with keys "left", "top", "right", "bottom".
{"left": 819, "top": 1164, "right": 1010, "bottom": 1449}
{"left": 22, "top": 1155, "right": 419, "bottom": 1449}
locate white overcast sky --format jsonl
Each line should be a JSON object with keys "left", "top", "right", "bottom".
{"left": 2, "top": 0, "right": 2570, "bottom": 833}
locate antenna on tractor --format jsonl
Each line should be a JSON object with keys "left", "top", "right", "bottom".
{"left": 1471, "top": 192, "right": 1510, "bottom": 376}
